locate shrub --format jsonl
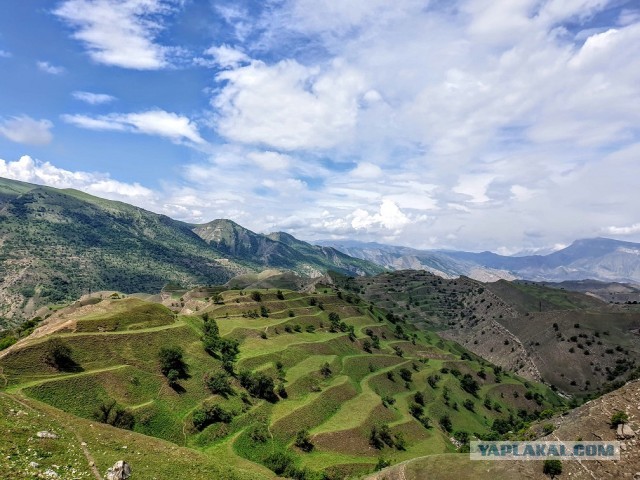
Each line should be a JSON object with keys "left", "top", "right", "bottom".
{"left": 251, "top": 291, "right": 262, "bottom": 302}
{"left": 44, "top": 338, "right": 75, "bottom": 371}
{"left": 611, "top": 410, "right": 629, "bottom": 426}
{"left": 276, "top": 290, "right": 285, "bottom": 300}
{"left": 460, "top": 374, "right": 480, "bottom": 396}
{"left": 439, "top": 414, "right": 452, "bottom": 433}
{"left": 206, "top": 372, "right": 234, "bottom": 397}
{"left": 264, "top": 452, "right": 294, "bottom": 476}
{"left": 159, "top": 346, "right": 187, "bottom": 378}
{"left": 192, "top": 403, "right": 233, "bottom": 431}
{"left": 399, "top": 368, "right": 413, "bottom": 382}
{"left": 239, "top": 370, "right": 276, "bottom": 401}
{"left": 320, "top": 362, "right": 332, "bottom": 378}
{"left": 249, "top": 423, "right": 269, "bottom": 443}
{"left": 94, "top": 400, "right": 134, "bottom": 430}
{"left": 463, "top": 399, "right": 475, "bottom": 411}
{"left": 294, "top": 429, "right": 314, "bottom": 452}
{"left": 409, "top": 403, "right": 424, "bottom": 419}
{"left": 375, "top": 458, "right": 391, "bottom": 471}
{"left": 543, "top": 459, "right": 562, "bottom": 478}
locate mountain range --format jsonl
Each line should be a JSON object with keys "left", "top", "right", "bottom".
{"left": 0, "top": 177, "right": 381, "bottom": 326}
{"left": 319, "top": 237, "right": 640, "bottom": 284}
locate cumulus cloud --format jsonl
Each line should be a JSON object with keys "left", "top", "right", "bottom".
{"left": 36, "top": 61, "right": 65, "bottom": 75}
{"left": 61, "top": 110, "right": 205, "bottom": 145}
{"left": 201, "top": 44, "right": 250, "bottom": 68}
{"left": 11, "top": 0, "right": 637, "bottom": 251}
{"left": 72, "top": 91, "right": 116, "bottom": 105}
{"left": 0, "top": 155, "right": 154, "bottom": 200}
{"left": 0, "top": 116, "right": 54, "bottom": 145}
{"left": 351, "top": 200, "right": 410, "bottom": 231}
{"left": 212, "top": 58, "right": 366, "bottom": 150}
{"left": 53, "top": 0, "right": 182, "bottom": 69}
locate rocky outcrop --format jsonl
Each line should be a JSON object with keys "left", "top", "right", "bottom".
{"left": 106, "top": 461, "right": 131, "bottom": 480}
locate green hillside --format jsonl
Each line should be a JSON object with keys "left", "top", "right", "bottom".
{"left": 0, "top": 287, "right": 563, "bottom": 479}
{"left": 0, "top": 177, "right": 381, "bottom": 327}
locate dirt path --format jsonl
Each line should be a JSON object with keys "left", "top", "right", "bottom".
{"left": 73, "top": 429, "right": 103, "bottom": 480}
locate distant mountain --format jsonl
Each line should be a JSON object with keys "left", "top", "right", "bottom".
{"left": 319, "top": 237, "right": 640, "bottom": 284}
{"left": 0, "top": 177, "right": 381, "bottom": 326}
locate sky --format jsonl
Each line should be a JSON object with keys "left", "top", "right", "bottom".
{"left": 0, "top": 0, "right": 639, "bottom": 254}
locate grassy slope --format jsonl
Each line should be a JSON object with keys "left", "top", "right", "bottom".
{"left": 0, "top": 289, "right": 563, "bottom": 479}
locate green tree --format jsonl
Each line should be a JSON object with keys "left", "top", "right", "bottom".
{"left": 44, "top": 338, "right": 75, "bottom": 371}
{"left": 206, "top": 372, "right": 234, "bottom": 397}
{"left": 295, "top": 429, "right": 314, "bottom": 452}
{"left": 543, "top": 459, "right": 562, "bottom": 478}
{"left": 611, "top": 410, "right": 629, "bottom": 426}
{"left": 159, "top": 346, "right": 187, "bottom": 378}
{"left": 439, "top": 414, "right": 452, "bottom": 433}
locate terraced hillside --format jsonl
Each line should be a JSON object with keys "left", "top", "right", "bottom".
{"left": 368, "top": 379, "right": 640, "bottom": 480}
{"left": 0, "top": 288, "right": 563, "bottom": 479}
{"left": 335, "top": 271, "right": 640, "bottom": 397}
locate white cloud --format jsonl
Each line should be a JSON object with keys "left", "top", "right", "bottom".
{"left": 202, "top": 44, "right": 250, "bottom": 68}
{"left": 0, "top": 155, "right": 153, "bottom": 200}
{"left": 36, "top": 61, "right": 65, "bottom": 75}
{"left": 453, "top": 174, "right": 496, "bottom": 203}
{"left": 53, "top": 0, "right": 181, "bottom": 70}
{"left": 605, "top": 223, "right": 640, "bottom": 235}
{"left": 0, "top": 116, "right": 53, "bottom": 145}
{"left": 212, "top": 58, "right": 367, "bottom": 150}
{"left": 62, "top": 110, "right": 205, "bottom": 145}
{"left": 0, "top": 50, "right": 11, "bottom": 58}
{"left": 247, "top": 151, "right": 291, "bottom": 171}
{"left": 351, "top": 199, "right": 410, "bottom": 231}
{"left": 351, "top": 162, "right": 382, "bottom": 179}
{"left": 72, "top": 91, "right": 116, "bottom": 105}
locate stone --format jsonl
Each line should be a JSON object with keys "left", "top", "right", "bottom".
{"left": 106, "top": 460, "right": 131, "bottom": 480}
{"left": 29, "top": 461, "right": 39, "bottom": 468}
{"left": 43, "top": 470, "right": 59, "bottom": 479}
{"left": 618, "top": 424, "right": 636, "bottom": 439}
{"left": 37, "top": 431, "right": 59, "bottom": 439}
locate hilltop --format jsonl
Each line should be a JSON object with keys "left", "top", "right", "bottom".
{"left": 0, "top": 286, "right": 562, "bottom": 479}
{"left": 0, "top": 177, "right": 381, "bottom": 326}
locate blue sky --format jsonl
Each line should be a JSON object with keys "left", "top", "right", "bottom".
{"left": 1, "top": 0, "right": 639, "bottom": 253}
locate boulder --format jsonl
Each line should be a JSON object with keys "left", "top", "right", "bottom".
{"left": 623, "top": 424, "right": 636, "bottom": 439}
{"left": 617, "top": 423, "right": 636, "bottom": 439}
{"left": 106, "top": 460, "right": 131, "bottom": 480}
{"left": 36, "top": 431, "right": 58, "bottom": 439}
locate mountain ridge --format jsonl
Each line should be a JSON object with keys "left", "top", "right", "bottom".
{"left": 0, "top": 177, "right": 381, "bottom": 326}
{"left": 319, "top": 237, "right": 640, "bottom": 284}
